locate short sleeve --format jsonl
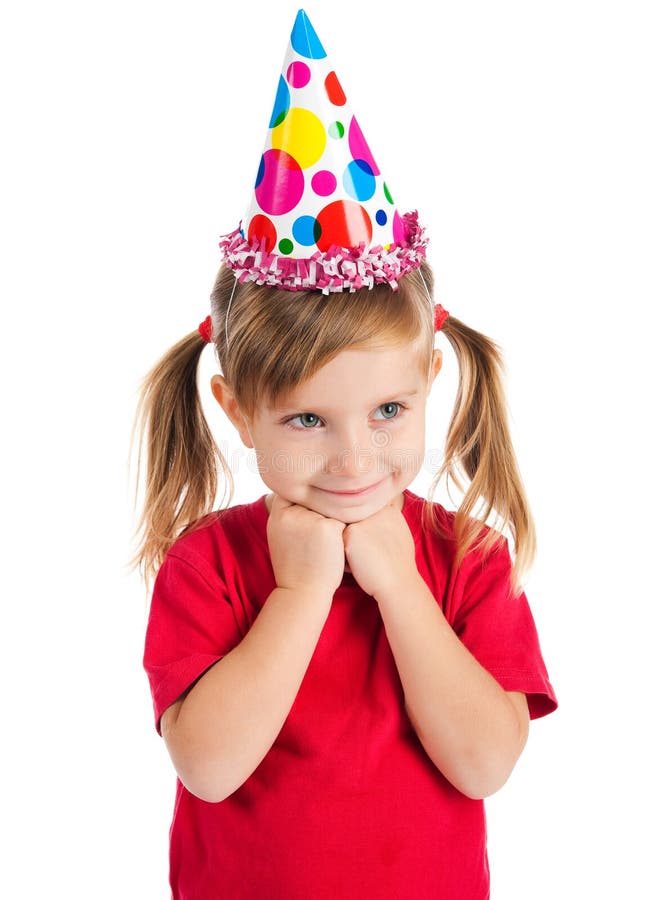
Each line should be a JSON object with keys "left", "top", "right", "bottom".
{"left": 143, "top": 549, "right": 244, "bottom": 736}
{"left": 450, "top": 539, "right": 558, "bottom": 720}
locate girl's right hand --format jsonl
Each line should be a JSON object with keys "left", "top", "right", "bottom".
{"left": 266, "top": 493, "right": 347, "bottom": 598}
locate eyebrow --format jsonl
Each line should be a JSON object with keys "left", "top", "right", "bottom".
{"left": 272, "top": 389, "right": 419, "bottom": 413}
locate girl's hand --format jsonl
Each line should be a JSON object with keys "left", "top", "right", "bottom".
{"left": 266, "top": 493, "right": 347, "bottom": 598}
{"left": 343, "top": 500, "right": 419, "bottom": 600}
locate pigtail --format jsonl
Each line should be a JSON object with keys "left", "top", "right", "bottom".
{"left": 433, "top": 315, "right": 536, "bottom": 594}
{"left": 128, "top": 329, "right": 233, "bottom": 590}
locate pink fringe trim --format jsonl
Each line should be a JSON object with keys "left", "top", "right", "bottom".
{"left": 218, "top": 210, "right": 428, "bottom": 294}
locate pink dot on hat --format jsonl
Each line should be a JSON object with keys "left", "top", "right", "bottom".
{"left": 311, "top": 170, "right": 337, "bottom": 196}
{"left": 392, "top": 210, "right": 407, "bottom": 243}
{"left": 255, "top": 149, "right": 304, "bottom": 216}
{"left": 286, "top": 61, "right": 310, "bottom": 88}
{"left": 348, "top": 116, "right": 380, "bottom": 176}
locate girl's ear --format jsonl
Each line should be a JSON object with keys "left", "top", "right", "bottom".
{"left": 428, "top": 348, "right": 443, "bottom": 393}
{"left": 210, "top": 374, "right": 255, "bottom": 449}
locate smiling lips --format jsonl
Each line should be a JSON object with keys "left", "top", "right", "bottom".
{"left": 318, "top": 480, "right": 383, "bottom": 496}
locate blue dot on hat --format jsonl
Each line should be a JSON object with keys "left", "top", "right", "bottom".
{"left": 343, "top": 159, "right": 376, "bottom": 202}
{"left": 375, "top": 209, "right": 387, "bottom": 226}
{"left": 290, "top": 9, "right": 327, "bottom": 59}
{"left": 292, "top": 215, "right": 322, "bottom": 246}
{"left": 269, "top": 75, "right": 291, "bottom": 128}
{"left": 255, "top": 155, "right": 265, "bottom": 189}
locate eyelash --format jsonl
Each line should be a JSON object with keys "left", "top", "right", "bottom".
{"left": 284, "top": 402, "right": 408, "bottom": 431}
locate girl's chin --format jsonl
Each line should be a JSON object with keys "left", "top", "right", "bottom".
{"left": 312, "top": 484, "right": 405, "bottom": 518}
{"left": 265, "top": 477, "right": 405, "bottom": 516}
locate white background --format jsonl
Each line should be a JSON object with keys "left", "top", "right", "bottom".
{"left": 2, "top": 0, "right": 657, "bottom": 896}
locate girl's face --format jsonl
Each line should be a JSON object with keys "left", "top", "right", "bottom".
{"left": 212, "top": 343, "right": 442, "bottom": 523}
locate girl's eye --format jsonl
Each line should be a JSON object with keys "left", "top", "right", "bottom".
{"left": 288, "top": 413, "right": 321, "bottom": 429}
{"left": 285, "top": 402, "right": 405, "bottom": 430}
{"left": 376, "top": 402, "right": 402, "bottom": 420}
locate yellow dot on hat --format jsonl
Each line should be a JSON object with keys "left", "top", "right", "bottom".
{"left": 272, "top": 107, "right": 326, "bottom": 169}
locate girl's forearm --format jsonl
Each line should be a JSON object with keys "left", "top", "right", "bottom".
{"left": 375, "top": 575, "right": 528, "bottom": 800}
{"left": 167, "top": 586, "right": 333, "bottom": 803}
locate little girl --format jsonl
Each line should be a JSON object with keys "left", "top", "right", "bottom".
{"left": 132, "top": 10, "right": 557, "bottom": 899}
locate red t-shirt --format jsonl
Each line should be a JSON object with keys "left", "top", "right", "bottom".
{"left": 143, "top": 489, "right": 557, "bottom": 899}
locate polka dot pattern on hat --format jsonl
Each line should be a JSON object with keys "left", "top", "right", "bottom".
{"left": 220, "top": 10, "right": 427, "bottom": 292}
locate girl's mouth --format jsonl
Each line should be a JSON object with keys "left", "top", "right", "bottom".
{"left": 317, "top": 479, "right": 384, "bottom": 497}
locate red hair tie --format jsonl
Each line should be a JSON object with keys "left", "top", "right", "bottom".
{"left": 198, "top": 315, "right": 213, "bottom": 344}
{"left": 200, "top": 308, "right": 446, "bottom": 342}
{"left": 434, "top": 304, "right": 449, "bottom": 332}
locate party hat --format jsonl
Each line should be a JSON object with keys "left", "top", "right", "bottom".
{"left": 219, "top": 9, "right": 427, "bottom": 294}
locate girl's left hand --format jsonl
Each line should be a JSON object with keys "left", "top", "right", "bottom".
{"left": 343, "top": 500, "right": 419, "bottom": 600}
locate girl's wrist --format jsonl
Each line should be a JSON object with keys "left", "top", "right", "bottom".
{"left": 274, "top": 584, "right": 335, "bottom": 607}
{"left": 373, "top": 569, "right": 428, "bottom": 608}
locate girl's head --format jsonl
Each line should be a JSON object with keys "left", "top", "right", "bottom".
{"left": 130, "top": 258, "right": 535, "bottom": 595}
{"left": 209, "top": 261, "right": 443, "bottom": 525}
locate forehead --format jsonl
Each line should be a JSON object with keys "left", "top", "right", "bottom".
{"left": 266, "top": 344, "right": 425, "bottom": 412}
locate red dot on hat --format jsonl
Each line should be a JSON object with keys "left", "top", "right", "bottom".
{"left": 324, "top": 71, "right": 346, "bottom": 106}
{"left": 248, "top": 214, "right": 277, "bottom": 253}
{"left": 315, "top": 200, "right": 372, "bottom": 253}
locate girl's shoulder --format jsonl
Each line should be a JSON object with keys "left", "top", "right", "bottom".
{"left": 404, "top": 487, "right": 462, "bottom": 550}
{"left": 161, "top": 495, "right": 267, "bottom": 571}
{"left": 405, "top": 488, "right": 510, "bottom": 576}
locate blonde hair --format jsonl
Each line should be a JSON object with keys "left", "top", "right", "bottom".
{"left": 129, "top": 260, "right": 534, "bottom": 595}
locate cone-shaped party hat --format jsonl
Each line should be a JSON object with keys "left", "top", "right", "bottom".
{"left": 219, "top": 9, "right": 427, "bottom": 294}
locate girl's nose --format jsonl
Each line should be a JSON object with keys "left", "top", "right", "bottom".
{"left": 327, "top": 430, "right": 382, "bottom": 478}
